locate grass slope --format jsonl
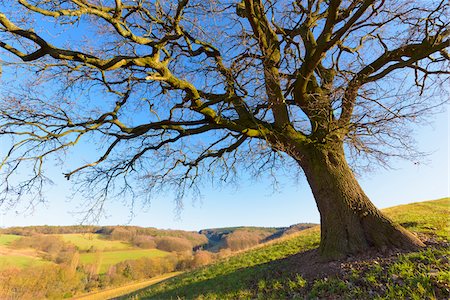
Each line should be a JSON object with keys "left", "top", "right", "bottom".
{"left": 60, "top": 234, "right": 133, "bottom": 251}
{"left": 383, "top": 197, "right": 449, "bottom": 240}
{"left": 0, "top": 234, "right": 53, "bottom": 270}
{"left": 0, "top": 234, "right": 22, "bottom": 246}
{"left": 79, "top": 249, "right": 170, "bottom": 274}
{"left": 127, "top": 198, "right": 449, "bottom": 299}
{"left": 0, "top": 255, "right": 52, "bottom": 270}
{"left": 72, "top": 272, "right": 181, "bottom": 300}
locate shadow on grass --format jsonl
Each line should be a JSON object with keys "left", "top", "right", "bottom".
{"left": 123, "top": 260, "right": 288, "bottom": 299}
{"left": 121, "top": 249, "right": 328, "bottom": 299}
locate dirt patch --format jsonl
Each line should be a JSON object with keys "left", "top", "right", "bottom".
{"left": 277, "top": 239, "right": 448, "bottom": 281}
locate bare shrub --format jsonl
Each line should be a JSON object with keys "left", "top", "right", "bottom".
{"left": 224, "top": 230, "right": 268, "bottom": 251}
{"left": 155, "top": 236, "right": 193, "bottom": 252}
{"left": 132, "top": 235, "right": 156, "bottom": 249}
{"left": 192, "top": 251, "right": 214, "bottom": 268}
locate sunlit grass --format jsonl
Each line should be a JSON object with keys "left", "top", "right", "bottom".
{"left": 79, "top": 249, "right": 170, "bottom": 273}
{"left": 0, "top": 255, "right": 52, "bottom": 270}
{"left": 0, "top": 234, "right": 22, "bottom": 246}
{"left": 129, "top": 227, "right": 320, "bottom": 299}
{"left": 383, "top": 197, "right": 449, "bottom": 240}
{"left": 60, "top": 233, "right": 133, "bottom": 251}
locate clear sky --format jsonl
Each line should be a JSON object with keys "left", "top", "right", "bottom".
{"left": 1, "top": 105, "right": 448, "bottom": 231}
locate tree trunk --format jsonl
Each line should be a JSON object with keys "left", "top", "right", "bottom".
{"left": 297, "top": 143, "right": 425, "bottom": 260}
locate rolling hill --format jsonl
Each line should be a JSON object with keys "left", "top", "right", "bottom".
{"left": 123, "top": 198, "right": 450, "bottom": 299}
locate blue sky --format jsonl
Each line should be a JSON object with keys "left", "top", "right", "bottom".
{"left": 1, "top": 105, "right": 448, "bottom": 231}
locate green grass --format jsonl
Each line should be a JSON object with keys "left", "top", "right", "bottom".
{"left": 125, "top": 227, "right": 320, "bottom": 299}
{"left": 0, "top": 255, "right": 52, "bottom": 270}
{"left": 383, "top": 197, "right": 449, "bottom": 240}
{"left": 72, "top": 272, "right": 181, "bottom": 300}
{"left": 60, "top": 233, "right": 133, "bottom": 251}
{"left": 79, "top": 249, "right": 170, "bottom": 273}
{"left": 128, "top": 198, "right": 450, "bottom": 299}
{"left": 0, "top": 234, "right": 22, "bottom": 246}
{"left": 0, "top": 234, "right": 52, "bottom": 270}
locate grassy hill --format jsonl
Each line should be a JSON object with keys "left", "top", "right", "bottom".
{"left": 0, "top": 234, "right": 53, "bottom": 270}
{"left": 0, "top": 234, "right": 21, "bottom": 246}
{"left": 199, "top": 224, "right": 317, "bottom": 253}
{"left": 125, "top": 198, "right": 450, "bottom": 299}
{"left": 0, "top": 233, "right": 169, "bottom": 273}
{"left": 0, "top": 254, "right": 53, "bottom": 270}
{"left": 80, "top": 248, "right": 170, "bottom": 274}
{"left": 60, "top": 233, "right": 133, "bottom": 251}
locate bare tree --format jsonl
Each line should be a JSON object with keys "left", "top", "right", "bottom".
{"left": 0, "top": 0, "right": 448, "bottom": 259}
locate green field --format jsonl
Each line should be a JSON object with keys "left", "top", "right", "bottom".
{"left": 128, "top": 198, "right": 450, "bottom": 299}
{"left": 0, "top": 234, "right": 51, "bottom": 270}
{"left": 60, "top": 233, "right": 133, "bottom": 251}
{"left": 0, "top": 255, "right": 52, "bottom": 270}
{"left": 0, "top": 234, "right": 22, "bottom": 246}
{"left": 79, "top": 249, "right": 170, "bottom": 273}
{"left": 383, "top": 197, "right": 450, "bottom": 240}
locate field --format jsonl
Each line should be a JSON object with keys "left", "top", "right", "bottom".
{"left": 383, "top": 197, "right": 450, "bottom": 240}
{"left": 127, "top": 198, "right": 450, "bottom": 299}
{"left": 0, "top": 233, "right": 168, "bottom": 273}
{"left": 0, "top": 234, "right": 21, "bottom": 246}
{"left": 60, "top": 233, "right": 133, "bottom": 251}
{"left": 79, "top": 248, "right": 170, "bottom": 273}
{"left": 0, "top": 255, "right": 52, "bottom": 270}
{"left": 0, "top": 241, "right": 52, "bottom": 270}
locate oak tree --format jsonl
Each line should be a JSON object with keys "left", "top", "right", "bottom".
{"left": 0, "top": 0, "right": 449, "bottom": 259}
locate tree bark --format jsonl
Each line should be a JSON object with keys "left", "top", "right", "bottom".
{"left": 297, "top": 143, "right": 425, "bottom": 260}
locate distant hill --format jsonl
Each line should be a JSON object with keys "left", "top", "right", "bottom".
{"left": 200, "top": 224, "right": 317, "bottom": 252}
{"left": 1, "top": 223, "right": 318, "bottom": 253}
{"left": 0, "top": 221, "right": 318, "bottom": 298}
{"left": 123, "top": 198, "right": 450, "bottom": 300}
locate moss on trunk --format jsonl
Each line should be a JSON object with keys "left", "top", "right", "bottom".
{"left": 298, "top": 143, "right": 425, "bottom": 260}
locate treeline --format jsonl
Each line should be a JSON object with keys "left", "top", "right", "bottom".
{"left": 1, "top": 225, "right": 101, "bottom": 236}
{"left": 1, "top": 225, "right": 207, "bottom": 244}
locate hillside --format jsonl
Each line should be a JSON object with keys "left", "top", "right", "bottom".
{"left": 124, "top": 198, "right": 450, "bottom": 299}
{"left": 0, "top": 219, "right": 317, "bottom": 298}
{"left": 200, "top": 224, "right": 316, "bottom": 252}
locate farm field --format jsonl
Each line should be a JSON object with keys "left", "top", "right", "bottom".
{"left": 79, "top": 248, "right": 170, "bottom": 273}
{"left": 0, "top": 243, "right": 52, "bottom": 270}
{"left": 0, "top": 234, "right": 21, "bottom": 246}
{"left": 0, "top": 254, "right": 52, "bottom": 270}
{"left": 60, "top": 233, "right": 133, "bottom": 251}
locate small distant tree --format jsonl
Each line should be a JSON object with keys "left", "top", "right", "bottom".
{"left": 0, "top": 1, "right": 449, "bottom": 259}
